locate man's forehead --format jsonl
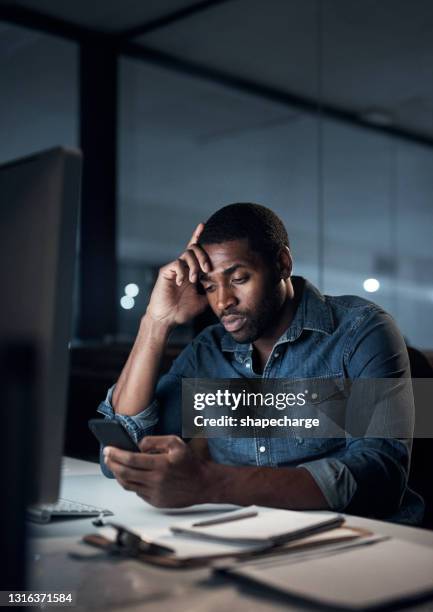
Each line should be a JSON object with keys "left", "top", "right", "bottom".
{"left": 200, "top": 239, "right": 260, "bottom": 274}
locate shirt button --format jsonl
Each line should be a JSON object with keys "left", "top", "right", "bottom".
{"left": 274, "top": 352, "right": 279, "bottom": 358}
{"left": 296, "top": 437, "right": 304, "bottom": 444}
{"left": 259, "top": 446, "right": 266, "bottom": 453}
{"left": 311, "top": 392, "right": 318, "bottom": 400}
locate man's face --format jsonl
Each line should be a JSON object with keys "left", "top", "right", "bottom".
{"left": 198, "top": 239, "right": 285, "bottom": 344}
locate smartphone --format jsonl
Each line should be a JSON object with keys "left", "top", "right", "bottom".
{"left": 88, "top": 418, "right": 140, "bottom": 452}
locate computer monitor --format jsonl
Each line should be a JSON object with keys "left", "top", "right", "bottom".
{"left": 0, "top": 146, "right": 82, "bottom": 504}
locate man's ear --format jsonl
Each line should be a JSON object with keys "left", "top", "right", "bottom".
{"left": 278, "top": 246, "right": 293, "bottom": 280}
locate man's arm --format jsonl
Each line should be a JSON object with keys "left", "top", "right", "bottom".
{"left": 112, "top": 315, "right": 172, "bottom": 415}
{"left": 111, "top": 222, "right": 210, "bottom": 416}
{"left": 203, "top": 463, "right": 328, "bottom": 509}
{"left": 103, "top": 435, "right": 329, "bottom": 509}
{"left": 97, "top": 223, "right": 212, "bottom": 478}
{"left": 299, "top": 308, "right": 414, "bottom": 518}
{"left": 104, "top": 307, "right": 412, "bottom": 515}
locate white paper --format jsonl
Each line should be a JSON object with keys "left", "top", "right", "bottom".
{"left": 170, "top": 505, "right": 342, "bottom": 544}
{"left": 99, "top": 525, "right": 264, "bottom": 560}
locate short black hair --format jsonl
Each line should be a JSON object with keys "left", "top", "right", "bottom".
{"left": 198, "top": 203, "right": 289, "bottom": 263}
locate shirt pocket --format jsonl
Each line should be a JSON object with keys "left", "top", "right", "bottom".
{"left": 282, "top": 375, "right": 349, "bottom": 458}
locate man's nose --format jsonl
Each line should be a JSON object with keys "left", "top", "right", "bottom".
{"left": 216, "top": 285, "right": 238, "bottom": 312}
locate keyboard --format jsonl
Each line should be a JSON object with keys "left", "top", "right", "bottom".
{"left": 26, "top": 498, "right": 114, "bottom": 524}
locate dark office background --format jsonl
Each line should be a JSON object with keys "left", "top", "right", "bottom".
{"left": 1, "top": 1, "right": 433, "bottom": 512}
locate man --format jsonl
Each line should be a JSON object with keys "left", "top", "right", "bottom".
{"left": 99, "top": 203, "right": 423, "bottom": 523}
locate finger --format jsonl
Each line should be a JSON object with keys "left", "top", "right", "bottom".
{"left": 105, "top": 457, "right": 143, "bottom": 483}
{"left": 119, "top": 475, "right": 152, "bottom": 496}
{"left": 187, "top": 222, "right": 205, "bottom": 249}
{"left": 167, "top": 258, "right": 188, "bottom": 286}
{"left": 139, "top": 435, "right": 185, "bottom": 454}
{"left": 104, "top": 446, "right": 162, "bottom": 470}
{"left": 178, "top": 249, "right": 201, "bottom": 283}
{"left": 105, "top": 449, "right": 167, "bottom": 482}
{"left": 135, "top": 488, "right": 152, "bottom": 503}
{"left": 188, "top": 244, "right": 211, "bottom": 274}
{"left": 116, "top": 475, "right": 141, "bottom": 492}
{"left": 106, "top": 457, "right": 161, "bottom": 491}
{"left": 174, "top": 259, "right": 189, "bottom": 286}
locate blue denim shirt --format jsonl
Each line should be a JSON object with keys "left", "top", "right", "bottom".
{"left": 98, "top": 276, "right": 424, "bottom": 524}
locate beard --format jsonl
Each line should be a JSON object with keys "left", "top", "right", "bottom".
{"left": 226, "top": 280, "right": 285, "bottom": 344}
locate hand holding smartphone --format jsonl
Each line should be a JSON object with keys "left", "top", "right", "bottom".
{"left": 88, "top": 419, "right": 140, "bottom": 452}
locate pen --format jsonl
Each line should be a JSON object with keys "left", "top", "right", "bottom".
{"left": 192, "top": 511, "right": 258, "bottom": 528}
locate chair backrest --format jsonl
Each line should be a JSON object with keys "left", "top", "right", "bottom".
{"left": 407, "top": 345, "right": 433, "bottom": 529}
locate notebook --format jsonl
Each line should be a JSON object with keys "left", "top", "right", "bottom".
{"left": 169, "top": 505, "right": 344, "bottom": 545}
{"left": 152, "top": 525, "right": 369, "bottom": 562}
{"left": 95, "top": 523, "right": 367, "bottom": 564}
{"left": 221, "top": 537, "right": 433, "bottom": 609}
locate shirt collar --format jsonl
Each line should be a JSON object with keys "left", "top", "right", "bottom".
{"left": 220, "top": 276, "right": 334, "bottom": 353}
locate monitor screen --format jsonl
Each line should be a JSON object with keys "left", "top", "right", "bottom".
{"left": 0, "top": 147, "right": 82, "bottom": 503}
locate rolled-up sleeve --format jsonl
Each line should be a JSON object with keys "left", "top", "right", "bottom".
{"left": 97, "top": 385, "right": 160, "bottom": 442}
{"left": 96, "top": 386, "right": 160, "bottom": 479}
{"left": 96, "top": 342, "right": 197, "bottom": 477}
{"left": 298, "top": 457, "right": 357, "bottom": 511}
{"left": 298, "top": 438, "right": 409, "bottom": 516}
{"left": 299, "top": 308, "right": 415, "bottom": 518}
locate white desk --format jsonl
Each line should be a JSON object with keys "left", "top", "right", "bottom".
{"left": 28, "top": 457, "right": 433, "bottom": 611}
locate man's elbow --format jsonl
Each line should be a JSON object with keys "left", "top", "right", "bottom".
{"left": 344, "top": 453, "right": 407, "bottom": 518}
